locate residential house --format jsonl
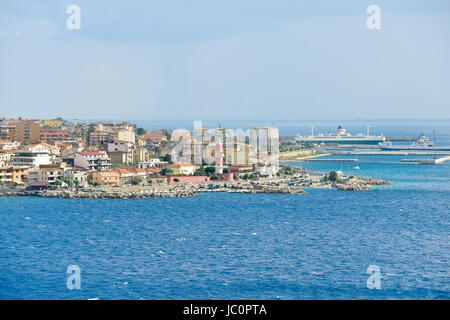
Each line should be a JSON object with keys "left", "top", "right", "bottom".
{"left": 74, "top": 151, "right": 111, "bottom": 171}
{"left": 37, "top": 166, "right": 64, "bottom": 186}
{"left": 40, "top": 130, "right": 70, "bottom": 143}
{"left": 138, "top": 158, "right": 168, "bottom": 169}
{"left": 88, "top": 171, "right": 120, "bottom": 186}
{"left": 64, "top": 167, "right": 88, "bottom": 187}
{"left": 167, "top": 162, "right": 197, "bottom": 175}
{"left": 0, "top": 151, "right": 13, "bottom": 167}
{"left": 0, "top": 140, "right": 20, "bottom": 151}
{"left": 0, "top": 166, "right": 29, "bottom": 186}
{"left": 107, "top": 141, "right": 135, "bottom": 165}
{"left": 114, "top": 167, "right": 147, "bottom": 185}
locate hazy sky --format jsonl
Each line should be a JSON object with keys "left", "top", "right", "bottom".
{"left": 1, "top": 0, "right": 449, "bottom": 120}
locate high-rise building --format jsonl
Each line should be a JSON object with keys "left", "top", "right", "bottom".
{"left": 15, "top": 120, "right": 41, "bottom": 143}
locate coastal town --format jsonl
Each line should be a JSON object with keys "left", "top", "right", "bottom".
{"left": 0, "top": 117, "right": 390, "bottom": 198}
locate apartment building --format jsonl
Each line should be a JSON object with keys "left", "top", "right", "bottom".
{"left": 0, "top": 166, "right": 29, "bottom": 186}
{"left": 11, "top": 150, "right": 52, "bottom": 167}
{"left": 74, "top": 151, "right": 111, "bottom": 171}
{"left": 15, "top": 120, "right": 41, "bottom": 143}
{"left": 108, "top": 141, "right": 135, "bottom": 165}
{"left": 40, "top": 130, "right": 70, "bottom": 143}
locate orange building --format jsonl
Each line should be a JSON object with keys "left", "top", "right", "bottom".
{"left": 0, "top": 166, "right": 29, "bottom": 186}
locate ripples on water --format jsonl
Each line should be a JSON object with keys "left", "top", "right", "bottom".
{"left": 0, "top": 158, "right": 449, "bottom": 299}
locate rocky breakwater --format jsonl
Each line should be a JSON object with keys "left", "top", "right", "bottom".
{"left": 249, "top": 182, "right": 307, "bottom": 194}
{"left": 198, "top": 181, "right": 307, "bottom": 194}
{"left": 28, "top": 188, "right": 198, "bottom": 199}
{"left": 334, "top": 177, "right": 391, "bottom": 191}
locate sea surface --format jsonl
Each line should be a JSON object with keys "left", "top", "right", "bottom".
{"left": 1, "top": 121, "right": 449, "bottom": 299}
{"left": 100, "top": 118, "right": 450, "bottom": 145}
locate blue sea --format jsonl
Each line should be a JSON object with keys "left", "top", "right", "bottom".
{"left": 1, "top": 121, "right": 449, "bottom": 300}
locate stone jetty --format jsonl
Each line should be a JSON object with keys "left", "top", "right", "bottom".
{"left": 334, "top": 177, "right": 391, "bottom": 191}
{"left": 2, "top": 189, "right": 198, "bottom": 199}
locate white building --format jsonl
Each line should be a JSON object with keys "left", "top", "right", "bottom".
{"left": 11, "top": 150, "right": 52, "bottom": 168}
{"left": 138, "top": 158, "right": 168, "bottom": 169}
{"left": 114, "top": 127, "right": 135, "bottom": 144}
{"left": 0, "top": 152, "right": 13, "bottom": 167}
{"left": 74, "top": 151, "right": 111, "bottom": 171}
{"left": 0, "top": 140, "right": 20, "bottom": 151}
{"left": 64, "top": 167, "right": 88, "bottom": 187}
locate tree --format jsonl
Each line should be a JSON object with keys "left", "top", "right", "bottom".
{"left": 161, "top": 168, "right": 174, "bottom": 176}
{"left": 131, "top": 178, "right": 141, "bottom": 185}
{"left": 222, "top": 168, "right": 229, "bottom": 173}
{"left": 174, "top": 178, "right": 180, "bottom": 182}
{"left": 137, "top": 127, "right": 147, "bottom": 136}
{"left": 210, "top": 174, "right": 219, "bottom": 181}
{"left": 328, "top": 171, "right": 340, "bottom": 182}
{"left": 233, "top": 173, "right": 239, "bottom": 180}
{"left": 193, "top": 166, "right": 206, "bottom": 176}
{"left": 204, "top": 166, "right": 216, "bottom": 176}
{"left": 160, "top": 154, "right": 172, "bottom": 164}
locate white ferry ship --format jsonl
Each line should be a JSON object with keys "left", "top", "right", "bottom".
{"left": 381, "top": 134, "right": 450, "bottom": 151}
{"left": 295, "top": 125, "right": 385, "bottom": 146}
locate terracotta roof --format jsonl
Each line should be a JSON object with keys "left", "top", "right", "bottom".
{"left": 91, "top": 171, "right": 118, "bottom": 176}
{"left": 30, "top": 182, "right": 47, "bottom": 187}
{"left": 40, "top": 131, "right": 69, "bottom": 134}
{"left": 115, "top": 168, "right": 133, "bottom": 175}
{"left": 117, "top": 166, "right": 146, "bottom": 174}
{"left": 168, "top": 162, "right": 196, "bottom": 167}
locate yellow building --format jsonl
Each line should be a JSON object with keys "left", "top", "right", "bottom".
{"left": 224, "top": 143, "right": 251, "bottom": 166}
{"left": 88, "top": 171, "right": 120, "bottom": 186}
{"left": 42, "top": 119, "right": 64, "bottom": 128}
{"left": 167, "top": 162, "right": 197, "bottom": 175}
{"left": 134, "top": 146, "right": 152, "bottom": 162}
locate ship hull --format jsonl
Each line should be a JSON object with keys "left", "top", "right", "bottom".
{"left": 296, "top": 138, "right": 384, "bottom": 145}
{"left": 380, "top": 146, "right": 450, "bottom": 151}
